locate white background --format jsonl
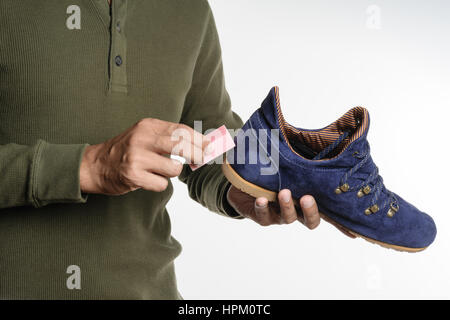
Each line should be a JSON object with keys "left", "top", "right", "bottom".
{"left": 167, "top": 0, "right": 450, "bottom": 299}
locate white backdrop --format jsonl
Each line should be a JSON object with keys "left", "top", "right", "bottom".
{"left": 167, "top": 0, "right": 450, "bottom": 299}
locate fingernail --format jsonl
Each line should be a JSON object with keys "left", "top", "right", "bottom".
{"left": 302, "top": 196, "right": 315, "bottom": 209}
{"left": 280, "top": 191, "right": 291, "bottom": 203}
{"left": 255, "top": 199, "right": 268, "bottom": 209}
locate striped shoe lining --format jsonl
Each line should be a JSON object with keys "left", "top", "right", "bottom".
{"left": 273, "top": 86, "right": 369, "bottom": 160}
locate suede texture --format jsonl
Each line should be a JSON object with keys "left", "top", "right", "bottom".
{"left": 227, "top": 88, "right": 436, "bottom": 248}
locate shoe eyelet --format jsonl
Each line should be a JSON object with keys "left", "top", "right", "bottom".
{"left": 387, "top": 204, "right": 399, "bottom": 218}
{"left": 357, "top": 185, "right": 372, "bottom": 198}
{"left": 365, "top": 204, "right": 379, "bottom": 215}
{"left": 335, "top": 183, "right": 350, "bottom": 194}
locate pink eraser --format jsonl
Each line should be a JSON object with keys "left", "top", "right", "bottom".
{"left": 189, "top": 125, "right": 235, "bottom": 171}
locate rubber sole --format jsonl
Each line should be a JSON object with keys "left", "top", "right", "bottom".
{"left": 222, "top": 161, "right": 427, "bottom": 253}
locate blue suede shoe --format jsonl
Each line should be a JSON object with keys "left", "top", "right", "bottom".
{"left": 223, "top": 87, "right": 436, "bottom": 252}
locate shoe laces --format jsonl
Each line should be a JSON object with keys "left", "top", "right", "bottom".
{"left": 313, "top": 132, "right": 399, "bottom": 218}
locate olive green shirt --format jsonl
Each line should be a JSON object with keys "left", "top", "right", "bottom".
{"left": 0, "top": 0, "right": 243, "bottom": 299}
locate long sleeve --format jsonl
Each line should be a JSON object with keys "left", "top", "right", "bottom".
{"left": 0, "top": 140, "right": 88, "bottom": 209}
{"left": 179, "top": 2, "right": 243, "bottom": 218}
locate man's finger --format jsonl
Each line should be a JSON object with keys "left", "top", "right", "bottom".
{"left": 134, "top": 171, "right": 169, "bottom": 193}
{"left": 153, "top": 135, "right": 206, "bottom": 164}
{"left": 299, "top": 195, "right": 321, "bottom": 230}
{"left": 278, "top": 190, "right": 297, "bottom": 224}
{"left": 254, "top": 198, "right": 274, "bottom": 226}
{"left": 171, "top": 139, "right": 206, "bottom": 165}
{"left": 144, "top": 152, "right": 183, "bottom": 178}
{"left": 160, "top": 121, "right": 206, "bottom": 148}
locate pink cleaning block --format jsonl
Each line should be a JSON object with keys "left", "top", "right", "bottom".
{"left": 189, "top": 125, "right": 235, "bottom": 171}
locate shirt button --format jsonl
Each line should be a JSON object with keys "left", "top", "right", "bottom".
{"left": 115, "top": 55, "right": 123, "bottom": 66}
{"left": 116, "top": 21, "right": 121, "bottom": 32}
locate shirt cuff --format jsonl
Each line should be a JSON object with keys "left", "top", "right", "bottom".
{"left": 29, "top": 140, "right": 89, "bottom": 208}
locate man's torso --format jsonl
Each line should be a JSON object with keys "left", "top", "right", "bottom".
{"left": 0, "top": 0, "right": 211, "bottom": 299}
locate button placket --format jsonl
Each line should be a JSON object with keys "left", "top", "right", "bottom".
{"left": 109, "top": 0, "right": 128, "bottom": 94}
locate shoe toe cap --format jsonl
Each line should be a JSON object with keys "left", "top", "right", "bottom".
{"left": 415, "top": 211, "right": 437, "bottom": 248}
{"left": 393, "top": 200, "right": 437, "bottom": 249}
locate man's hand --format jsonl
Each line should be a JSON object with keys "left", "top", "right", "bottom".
{"left": 227, "top": 186, "right": 321, "bottom": 229}
{"left": 227, "top": 186, "right": 357, "bottom": 237}
{"left": 80, "top": 118, "right": 209, "bottom": 195}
